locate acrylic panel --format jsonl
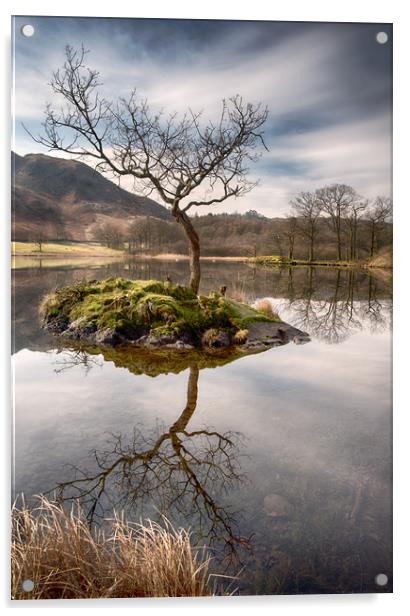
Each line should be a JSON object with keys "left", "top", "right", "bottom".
{"left": 11, "top": 16, "right": 393, "bottom": 599}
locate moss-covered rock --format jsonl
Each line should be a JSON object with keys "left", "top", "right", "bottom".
{"left": 39, "top": 277, "right": 309, "bottom": 351}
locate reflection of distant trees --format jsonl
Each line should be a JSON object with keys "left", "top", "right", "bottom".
{"left": 359, "top": 275, "right": 392, "bottom": 334}
{"left": 287, "top": 269, "right": 391, "bottom": 344}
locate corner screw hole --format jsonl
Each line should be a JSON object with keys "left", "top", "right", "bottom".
{"left": 375, "top": 573, "right": 388, "bottom": 586}
{"left": 21, "top": 579, "right": 34, "bottom": 592}
{"left": 21, "top": 24, "right": 35, "bottom": 38}
{"left": 376, "top": 32, "right": 388, "bottom": 44}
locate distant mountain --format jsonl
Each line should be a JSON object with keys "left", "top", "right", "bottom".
{"left": 11, "top": 151, "right": 170, "bottom": 240}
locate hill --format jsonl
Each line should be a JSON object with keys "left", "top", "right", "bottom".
{"left": 11, "top": 151, "right": 170, "bottom": 240}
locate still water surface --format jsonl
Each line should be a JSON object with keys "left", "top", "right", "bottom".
{"left": 12, "top": 259, "right": 392, "bottom": 595}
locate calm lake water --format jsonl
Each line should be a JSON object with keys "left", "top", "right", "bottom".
{"left": 12, "top": 258, "right": 392, "bottom": 595}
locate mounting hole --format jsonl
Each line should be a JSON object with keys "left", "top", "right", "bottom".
{"left": 21, "top": 579, "right": 34, "bottom": 592}
{"left": 375, "top": 573, "right": 388, "bottom": 586}
{"left": 376, "top": 31, "right": 388, "bottom": 45}
{"left": 21, "top": 24, "right": 35, "bottom": 38}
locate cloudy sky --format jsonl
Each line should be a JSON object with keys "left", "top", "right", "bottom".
{"left": 12, "top": 16, "right": 392, "bottom": 216}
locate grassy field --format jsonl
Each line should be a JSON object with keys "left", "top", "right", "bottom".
{"left": 12, "top": 256, "right": 126, "bottom": 270}
{"left": 11, "top": 244, "right": 247, "bottom": 261}
{"left": 12, "top": 241, "right": 124, "bottom": 257}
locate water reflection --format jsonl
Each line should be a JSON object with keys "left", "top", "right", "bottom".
{"left": 53, "top": 349, "right": 104, "bottom": 375}
{"left": 277, "top": 268, "right": 391, "bottom": 344}
{"left": 50, "top": 357, "right": 248, "bottom": 564}
{"left": 12, "top": 259, "right": 393, "bottom": 594}
{"left": 289, "top": 268, "right": 391, "bottom": 344}
{"left": 12, "top": 259, "right": 392, "bottom": 354}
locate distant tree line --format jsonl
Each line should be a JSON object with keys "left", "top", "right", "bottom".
{"left": 284, "top": 184, "right": 392, "bottom": 262}
{"left": 91, "top": 217, "right": 187, "bottom": 254}
{"left": 90, "top": 184, "right": 392, "bottom": 261}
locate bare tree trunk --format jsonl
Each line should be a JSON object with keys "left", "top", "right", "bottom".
{"left": 353, "top": 217, "right": 358, "bottom": 261}
{"left": 349, "top": 227, "right": 354, "bottom": 261}
{"left": 328, "top": 215, "right": 343, "bottom": 260}
{"left": 173, "top": 208, "right": 201, "bottom": 294}
{"left": 370, "top": 222, "right": 376, "bottom": 257}
{"left": 336, "top": 224, "right": 342, "bottom": 261}
{"left": 309, "top": 235, "right": 314, "bottom": 261}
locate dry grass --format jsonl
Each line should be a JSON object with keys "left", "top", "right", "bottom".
{"left": 253, "top": 298, "right": 280, "bottom": 320}
{"left": 12, "top": 496, "right": 216, "bottom": 600}
{"left": 365, "top": 247, "right": 393, "bottom": 269}
{"left": 232, "top": 329, "right": 249, "bottom": 344}
{"left": 227, "top": 284, "right": 248, "bottom": 303}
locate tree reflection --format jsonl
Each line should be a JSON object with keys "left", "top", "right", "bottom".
{"left": 53, "top": 349, "right": 103, "bottom": 374}
{"left": 288, "top": 268, "right": 391, "bottom": 344}
{"left": 50, "top": 360, "right": 249, "bottom": 564}
{"left": 359, "top": 274, "right": 392, "bottom": 334}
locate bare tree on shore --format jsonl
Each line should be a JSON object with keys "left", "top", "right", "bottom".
{"left": 366, "top": 197, "right": 393, "bottom": 257}
{"left": 91, "top": 222, "right": 125, "bottom": 249}
{"left": 32, "top": 232, "right": 44, "bottom": 253}
{"left": 282, "top": 215, "right": 298, "bottom": 260}
{"left": 315, "top": 184, "right": 360, "bottom": 261}
{"left": 344, "top": 199, "right": 369, "bottom": 261}
{"left": 290, "top": 191, "right": 322, "bottom": 261}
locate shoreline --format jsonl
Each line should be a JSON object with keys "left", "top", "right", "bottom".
{"left": 12, "top": 251, "right": 392, "bottom": 269}
{"left": 11, "top": 242, "right": 391, "bottom": 269}
{"left": 12, "top": 251, "right": 248, "bottom": 262}
{"left": 249, "top": 256, "right": 392, "bottom": 270}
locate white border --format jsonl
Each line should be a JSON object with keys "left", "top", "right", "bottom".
{"left": 2, "top": 1, "right": 409, "bottom": 614}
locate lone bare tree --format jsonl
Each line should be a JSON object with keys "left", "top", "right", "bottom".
{"left": 30, "top": 46, "right": 268, "bottom": 293}
{"left": 290, "top": 191, "right": 322, "bottom": 261}
{"left": 32, "top": 232, "right": 44, "bottom": 253}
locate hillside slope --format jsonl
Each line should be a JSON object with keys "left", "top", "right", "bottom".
{"left": 12, "top": 151, "right": 170, "bottom": 240}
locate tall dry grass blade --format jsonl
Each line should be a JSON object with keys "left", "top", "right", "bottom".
{"left": 11, "top": 496, "right": 222, "bottom": 599}
{"left": 253, "top": 298, "right": 280, "bottom": 319}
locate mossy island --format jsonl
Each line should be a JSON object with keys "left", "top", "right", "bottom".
{"left": 40, "top": 277, "right": 309, "bottom": 352}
